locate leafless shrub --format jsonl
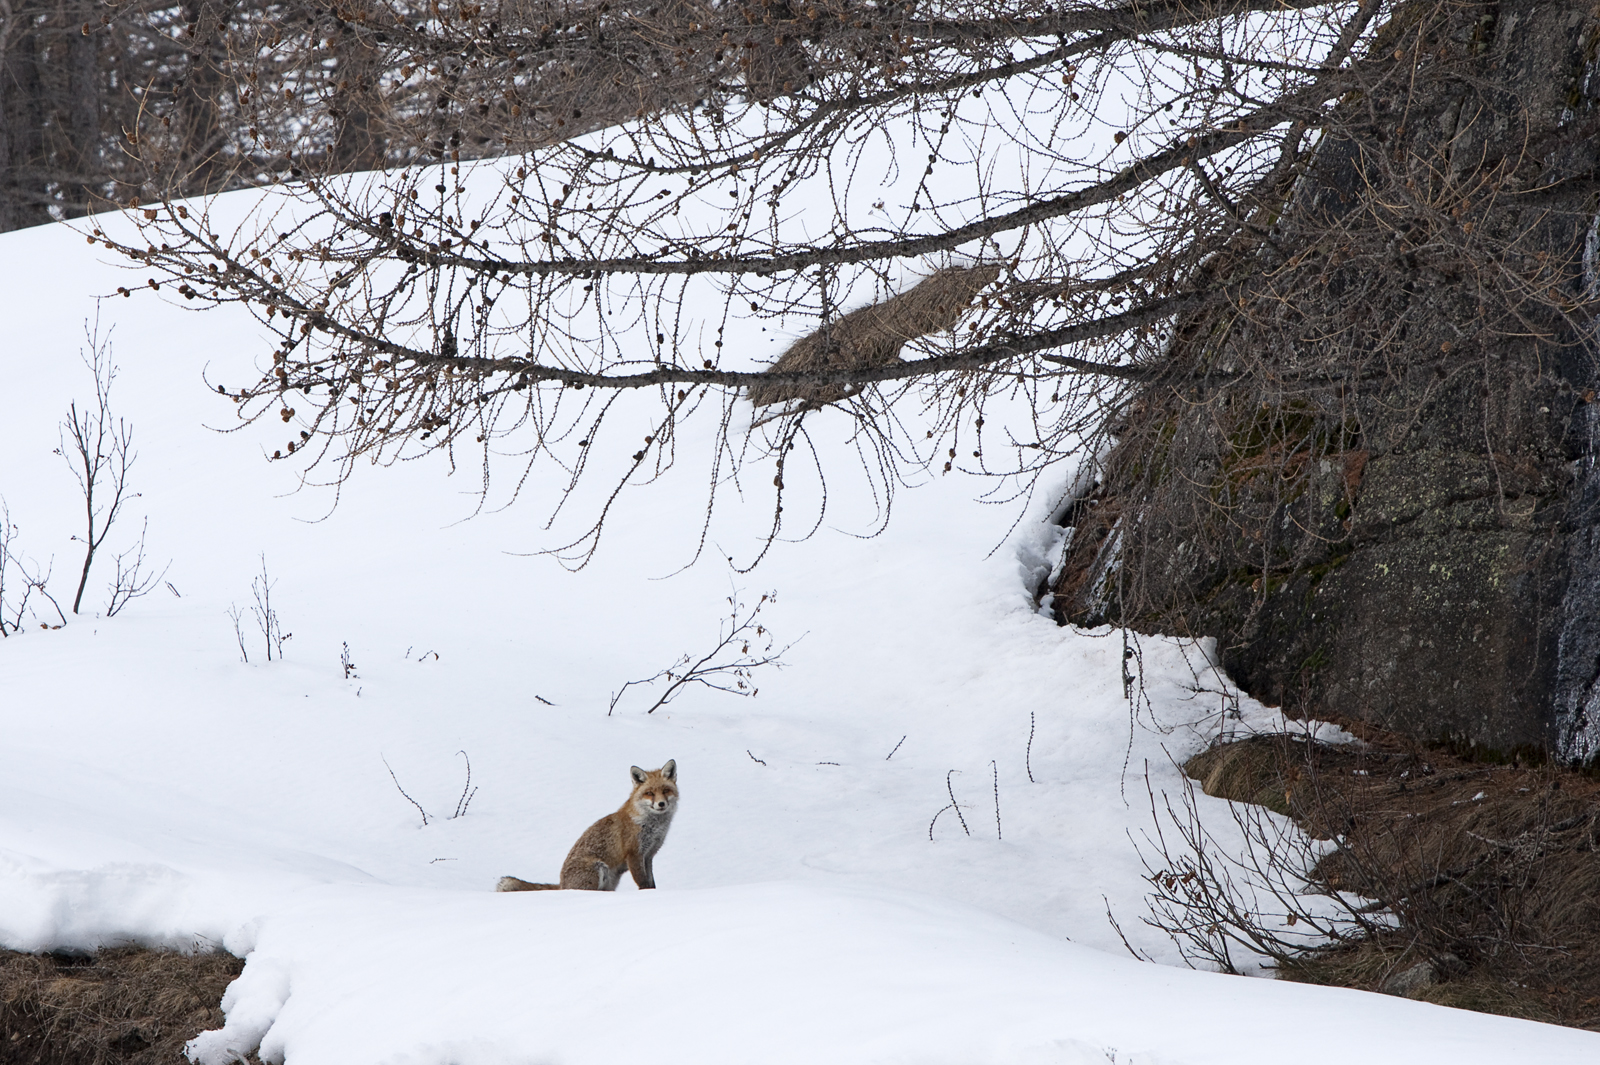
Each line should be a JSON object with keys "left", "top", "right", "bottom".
{"left": 608, "top": 590, "right": 794, "bottom": 714}
{"left": 341, "top": 640, "right": 359, "bottom": 679}
{"left": 1132, "top": 752, "right": 1379, "bottom": 974}
{"left": 227, "top": 554, "right": 290, "bottom": 663}
{"left": 226, "top": 603, "right": 250, "bottom": 663}
{"left": 248, "top": 553, "right": 290, "bottom": 660}
{"left": 0, "top": 502, "right": 17, "bottom": 636}
{"left": 105, "top": 516, "right": 169, "bottom": 618}
{"left": 0, "top": 502, "right": 62, "bottom": 635}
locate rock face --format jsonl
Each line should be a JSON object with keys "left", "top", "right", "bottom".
{"left": 1555, "top": 405, "right": 1600, "bottom": 761}
{"left": 1052, "top": 0, "right": 1600, "bottom": 761}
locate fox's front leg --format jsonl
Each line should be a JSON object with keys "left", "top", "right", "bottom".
{"left": 627, "top": 849, "right": 655, "bottom": 889}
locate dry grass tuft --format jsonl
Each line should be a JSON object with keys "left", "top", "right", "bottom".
{"left": 0, "top": 946, "right": 252, "bottom": 1064}
{"left": 1185, "top": 731, "right": 1600, "bottom": 1029}
{"left": 1184, "top": 735, "right": 1304, "bottom": 816}
{"left": 747, "top": 264, "right": 999, "bottom": 408}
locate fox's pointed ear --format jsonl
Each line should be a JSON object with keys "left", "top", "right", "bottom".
{"left": 661, "top": 759, "right": 676, "bottom": 781}
{"left": 630, "top": 765, "right": 647, "bottom": 785}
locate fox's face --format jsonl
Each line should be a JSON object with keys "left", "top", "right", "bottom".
{"left": 628, "top": 759, "right": 679, "bottom": 816}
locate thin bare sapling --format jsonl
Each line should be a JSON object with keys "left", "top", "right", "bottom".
{"left": 57, "top": 317, "right": 163, "bottom": 615}
{"left": 249, "top": 553, "right": 290, "bottom": 660}
{"left": 0, "top": 505, "right": 17, "bottom": 636}
{"left": 227, "top": 603, "right": 250, "bottom": 662}
{"left": 227, "top": 554, "right": 291, "bottom": 662}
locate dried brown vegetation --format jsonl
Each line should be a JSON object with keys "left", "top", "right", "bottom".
{"left": 0, "top": 946, "right": 252, "bottom": 1065}
{"left": 748, "top": 264, "right": 1000, "bottom": 408}
{"left": 1176, "top": 731, "right": 1600, "bottom": 1029}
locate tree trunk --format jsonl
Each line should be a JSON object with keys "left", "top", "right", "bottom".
{"left": 0, "top": 0, "right": 52, "bottom": 230}
{"left": 172, "top": 0, "right": 235, "bottom": 195}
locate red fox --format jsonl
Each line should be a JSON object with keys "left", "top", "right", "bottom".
{"left": 496, "top": 760, "right": 678, "bottom": 892}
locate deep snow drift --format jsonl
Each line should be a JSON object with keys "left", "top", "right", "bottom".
{"left": 0, "top": 186, "right": 1596, "bottom": 1064}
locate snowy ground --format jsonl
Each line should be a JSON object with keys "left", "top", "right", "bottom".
{"left": 2, "top": 191, "right": 1598, "bottom": 1064}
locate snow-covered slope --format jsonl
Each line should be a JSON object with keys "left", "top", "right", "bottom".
{"left": 1, "top": 191, "right": 1596, "bottom": 1064}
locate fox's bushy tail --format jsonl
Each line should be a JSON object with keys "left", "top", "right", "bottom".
{"left": 496, "top": 875, "right": 561, "bottom": 891}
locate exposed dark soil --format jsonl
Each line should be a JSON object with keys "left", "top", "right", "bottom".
{"left": 0, "top": 947, "right": 255, "bottom": 1065}
{"left": 1186, "top": 729, "right": 1600, "bottom": 1029}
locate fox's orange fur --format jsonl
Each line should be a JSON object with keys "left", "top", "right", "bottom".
{"left": 496, "top": 760, "right": 678, "bottom": 892}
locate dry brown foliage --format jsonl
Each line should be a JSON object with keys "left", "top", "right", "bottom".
{"left": 748, "top": 264, "right": 1000, "bottom": 407}
{"left": 1176, "top": 732, "right": 1600, "bottom": 1029}
{"left": 0, "top": 946, "right": 252, "bottom": 1065}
